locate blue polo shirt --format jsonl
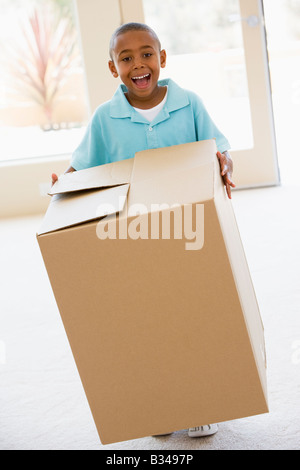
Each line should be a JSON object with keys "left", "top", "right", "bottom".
{"left": 71, "top": 78, "right": 230, "bottom": 170}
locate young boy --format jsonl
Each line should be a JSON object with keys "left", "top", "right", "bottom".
{"left": 52, "top": 22, "right": 235, "bottom": 438}
{"left": 52, "top": 22, "right": 234, "bottom": 198}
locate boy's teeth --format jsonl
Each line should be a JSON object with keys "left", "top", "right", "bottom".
{"left": 132, "top": 74, "right": 150, "bottom": 80}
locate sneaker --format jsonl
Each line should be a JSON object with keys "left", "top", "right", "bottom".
{"left": 188, "top": 424, "right": 218, "bottom": 437}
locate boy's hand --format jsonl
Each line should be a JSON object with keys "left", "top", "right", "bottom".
{"left": 51, "top": 173, "right": 58, "bottom": 187}
{"left": 51, "top": 166, "right": 76, "bottom": 187}
{"left": 216, "top": 151, "right": 236, "bottom": 199}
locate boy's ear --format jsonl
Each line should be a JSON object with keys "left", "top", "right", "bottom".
{"left": 160, "top": 49, "right": 167, "bottom": 69}
{"left": 108, "top": 60, "right": 119, "bottom": 78}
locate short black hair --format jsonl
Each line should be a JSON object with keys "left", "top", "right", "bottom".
{"left": 109, "top": 22, "right": 161, "bottom": 60}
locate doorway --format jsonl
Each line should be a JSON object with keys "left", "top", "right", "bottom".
{"left": 142, "top": 0, "right": 280, "bottom": 188}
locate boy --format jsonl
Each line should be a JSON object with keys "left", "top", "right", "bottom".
{"left": 52, "top": 22, "right": 234, "bottom": 198}
{"left": 52, "top": 22, "right": 235, "bottom": 438}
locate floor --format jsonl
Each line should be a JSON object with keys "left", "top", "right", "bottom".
{"left": 0, "top": 180, "right": 300, "bottom": 450}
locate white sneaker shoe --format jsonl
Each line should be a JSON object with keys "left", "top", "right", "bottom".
{"left": 188, "top": 424, "right": 218, "bottom": 438}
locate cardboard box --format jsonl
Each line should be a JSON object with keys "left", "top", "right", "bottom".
{"left": 37, "top": 140, "right": 268, "bottom": 444}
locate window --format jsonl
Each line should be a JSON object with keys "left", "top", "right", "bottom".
{"left": 1, "top": 0, "right": 281, "bottom": 218}
{"left": 142, "top": 0, "right": 254, "bottom": 151}
{"left": 263, "top": 0, "right": 300, "bottom": 184}
{"left": 0, "top": 0, "right": 89, "bottom": 162}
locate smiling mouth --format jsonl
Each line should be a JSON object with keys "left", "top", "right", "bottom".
{"left": 131, "top": 73, "right": 151, "bottom": 89}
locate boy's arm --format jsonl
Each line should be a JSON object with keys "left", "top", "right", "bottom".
{"left": 190, "top": 94, "right": 235, "bottom": 198}
{"left": 216, "top": 151, "right": 235, "bottom": 199}
{"left": 51, "top": 165, "right": 76, "bottom": 187}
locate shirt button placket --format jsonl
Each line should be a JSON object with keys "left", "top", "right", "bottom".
{"left": 147, "top": 125, "right": 158, "bottom": 148}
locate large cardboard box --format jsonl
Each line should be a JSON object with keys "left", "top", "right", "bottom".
{"left": 37, "top": 140, "right": 268, "bottom": 444}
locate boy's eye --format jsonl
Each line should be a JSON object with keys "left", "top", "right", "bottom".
{"left": 144, "top": 53, "right": 152, "bottom": 58}
{"left": 122, "top": 57, "right": 131, "bottom": 62}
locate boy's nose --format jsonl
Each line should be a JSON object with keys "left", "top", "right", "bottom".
{"left": 132, "top": 57, "right": 145, "bottom": 69}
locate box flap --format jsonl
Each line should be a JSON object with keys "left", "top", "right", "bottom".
{"left": 38, "top": 184, "right": 130, "bottom": 235}
{"left": 40, "top": 140, "right": 218, "bottom": 235}
{"left": 128, "top": 140, "right": 217, "bottom": 211}
{"left": 127, "top": 162, "right": 215, "bottom": 213}
{"left": 49, "top": 158, "right": 133, "bottom": 195}
{"left": 131, "top": 140, "right": 217, "bottom": 183}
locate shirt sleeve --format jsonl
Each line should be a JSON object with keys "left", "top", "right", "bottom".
{"left": 190, "top": 92, "right": 231, "bottom": 153}
{"left": 71, "top": 111, "right": 108, "bottom": 170}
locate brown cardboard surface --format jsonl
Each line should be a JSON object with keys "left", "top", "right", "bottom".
{"left": 37, "top": 140, "right": 268, "bottom": 444}
{"left": 48, "top": 157, "right": 133, "bottom": 195}
{"left": 131, "top": 139, "right": 215, "bottom": 183}
{"left": 38, "top": 184, "right": 130, "bottom": 235}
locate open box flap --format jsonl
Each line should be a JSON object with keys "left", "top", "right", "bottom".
{"left": 38, "top": 184, "right": 130, "bottom": 235}
{"left": 127, "top": 162, "right": 215, "bottom": 213}
{"left": 40, "top": 140, "right": 218, "bottom": 235}
{"left": 127, "top": 140, "right": 217, "bottom": 211}
{"left": 131, "top": 140, "right": 217, "bottom": 184}
{"left": 49, "top": 158, "right": 133, "bottom": 195}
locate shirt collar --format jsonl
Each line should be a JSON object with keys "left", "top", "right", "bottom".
{"left": 109, "top": 78, "right": 190, "bottom": 121}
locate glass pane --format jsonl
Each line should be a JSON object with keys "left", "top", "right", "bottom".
{"left": 0, "top": 0, "right": 89, "bottom": 162}
{"left": 143, "top": 0, "right": 253, "bottom": 151}
{"left": 263, "top": 0, "right": 300, "bottom": 184}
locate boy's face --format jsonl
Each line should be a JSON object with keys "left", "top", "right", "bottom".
{"left": 108, "top": 30, "right": 167, "bottom": 108}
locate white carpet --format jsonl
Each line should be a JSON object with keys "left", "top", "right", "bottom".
{"left": 0, "top": 183, "right": 300, "bottom": 450}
